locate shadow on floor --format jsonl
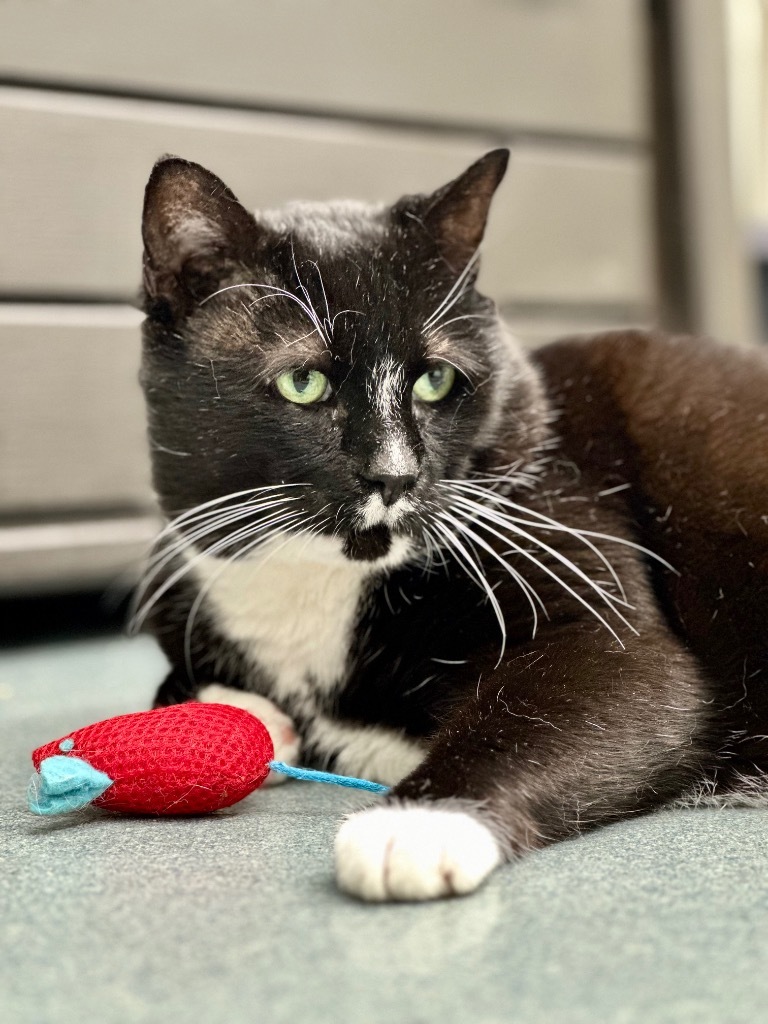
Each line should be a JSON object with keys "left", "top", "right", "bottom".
{"left": 1, "top": 589, "right": 133, "bottom": 648}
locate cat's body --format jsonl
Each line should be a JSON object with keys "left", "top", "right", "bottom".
{"left": 137, "top": 151, "right": 768, "bottom": 900}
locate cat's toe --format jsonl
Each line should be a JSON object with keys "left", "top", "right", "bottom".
{"left": 196, "top": 684, "right": 300, "bottom": 785}
{"left": 334, "top": 805, "right": 501, "bottom": 901}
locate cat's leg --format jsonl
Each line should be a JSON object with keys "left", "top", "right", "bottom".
{"left": 302, "top": 713, "right": 426, "bottom": 788}
{"left": 153, "top": 670, "right": 300, "bottom": 784}
{"left": 335, "top": 629, "right": 708, "bottom": 901}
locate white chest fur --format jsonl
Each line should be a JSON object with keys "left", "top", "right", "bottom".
{"left": 191, "top": 534, "right": 409, "bottom": 706}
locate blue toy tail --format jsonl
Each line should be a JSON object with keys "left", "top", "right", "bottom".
{"left": 26, "top": 756, "right": 388, "bottom": 816}
{"left": 268, "top": 761, "right": 390, "bottom": 793}
{"left": 28, "top": 756, "right": 114, "bottom": 815}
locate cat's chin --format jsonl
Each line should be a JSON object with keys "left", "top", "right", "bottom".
{"left": 343, "top": 525, "right": 393, "bottom": 562}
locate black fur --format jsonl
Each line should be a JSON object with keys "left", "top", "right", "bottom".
{"left": 138, "top": 151, "right": 768, "bottom": 861}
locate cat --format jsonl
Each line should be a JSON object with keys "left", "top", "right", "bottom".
{"left": 136, "top": 148, "right": 768, "bottom": 901}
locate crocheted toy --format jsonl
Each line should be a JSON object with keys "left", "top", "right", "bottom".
{"left": 28, "top": 702, "right": 387, "bottom": 816}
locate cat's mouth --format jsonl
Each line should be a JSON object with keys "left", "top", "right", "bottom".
{"left": 341, "top": 491, "right": 421, "bottom": 561}
{"left": 343, "top": 525, "right": 393, "bottom": 562}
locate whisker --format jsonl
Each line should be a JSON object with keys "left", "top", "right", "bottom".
{"left": 449, "top": 494, "right": 630, "bottom": 612}
{"left": 420, "top": 523, "right": 450, "bottom": 577}
{"left": 437, "top": 509, "right": 545, "bottom": 636}
{"left": 425, "top": 312, "right": 494, "bottom": 337}
{"left": 423, "top": 249, "right": 481, "bottom": 331}
{"left": 428, "top": 515, "right": 507, "bottom": 664}
{"left": 452, "top": 479, "right": 677, "bottom": 573}
{"left": 147, "top": 496, "right": 298, "bottom": 571}
{"left": 290, "top": 243, "right": 330, "bottom": 348}
{"left": 308, "top": 260, "right": 333, "bottom": 337}
{"left": 132, "top": 495, "right": 300, "bottom": 616}
{"left": 130, "top": 507, "right": 305, "bottom": 634}
{"left": 449, "top": 503, "right": 632, "bottom": 647}
{"left": 182, "top": 509, "right": 332, "bottom": 682}
{"left": 158, "top": 484, "right": 308, "bottom": 541}
{"left": 201, "top": 279, "right": 329, "bottom": 346}
{"left": 443, "top": 482, "right": 629, "bottom": 604}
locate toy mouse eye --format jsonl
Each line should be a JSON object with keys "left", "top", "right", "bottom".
{"left": 275, "top": 368, "right": 331, "bottom": 405}
{"left": 412, "top": 363, "right": 456, "bottom": 403}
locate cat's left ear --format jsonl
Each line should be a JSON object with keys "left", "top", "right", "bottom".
{"left": 141, "top": 156, "right": 258, "bottom": 320}
{"left": 416, "top": 149, "right": 509, "bottom": 271}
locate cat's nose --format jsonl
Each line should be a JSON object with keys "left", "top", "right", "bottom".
{"left": 361, "top": 437, "right": 420, "bottom": 506}
{"left": 362, "top": 471, "right": 417, "bottom": 507}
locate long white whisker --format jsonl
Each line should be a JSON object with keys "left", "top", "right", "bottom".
{"left": 450, "top": 495, "right": 630, "bottom": 613}
{"left": 309, "top": 260, "right": 333, "bottom": 337}
{"left": 130, "top": 507, "right": 305, "bottom": 634}
{"left": 452, "top": 479, "right": 677, "bottom": 573}
{"left": 436, "top": 509, "right": 545, "bottom": 637}
{"left": 443, "top": 483, "right": 629, "bottom": 606}
{"left": 419, "top": 524, "right": 444, "bottom": 576}
{"left": 133, "top": 495, "right": 299, "bottom": 614}
{"left": 331, "top": 308, "right": 363, "bottom": 330}
{"left": 428, "top": 516, "right": 507, "bottom": 665}
{"left": 133, "top": 507, "right": 305, "bottom": 637}
{"left": 424, "top": 312, "right": 494, "bottom": 337}
{"left": 181, "top": 517, "right": 302, "bottom": 683}
{"left": 290, "top": 243, "right": 330, "bottom": 347}
{"left": 182, "top": 509, "right": 332, "bottom": 682}
{"left": 423, "top": 249, "right": 481, "bottom": 331}
{"left": 130, "top": 501, "right": 283, "bottom": 632}
{"left": 158, "top": 484, "right": 308, "bottom": 541}
{"left": 149, "top": 495, "right": 298, "bottom": 563}
{"left": 254, "top": 511, "right": 333, "bottom": 571}
{"left": 138, "top": 496, "right": 298, "bottom": 601}
{"left": 201, "top": 280, "right": 328, "bottom": 345}
{"left": 449, "top": 504, "right": 631, "bottom": 648}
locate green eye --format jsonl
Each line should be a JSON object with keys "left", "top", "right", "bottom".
{"left": 412, "top": 363, "right": 456, "bottom": 403}
{"left": 275, "top": 368, "right": 331, "bottom": 405}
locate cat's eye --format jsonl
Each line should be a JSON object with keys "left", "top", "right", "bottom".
{"left": 275, "top": 368, "right": 331, "bottom": 405}
{"left": 412, "top": 363, "right": 456, "bottom": 403}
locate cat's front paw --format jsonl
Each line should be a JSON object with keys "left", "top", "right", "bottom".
{"left": 196, "top": 684, "right": 300, "bottom": 786}
{"left": 334, "top": 805, "right": 502, "bottom": 902}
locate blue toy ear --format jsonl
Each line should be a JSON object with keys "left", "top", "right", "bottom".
{"left": 28, "top": 756, "right": 114, "bottom": 816}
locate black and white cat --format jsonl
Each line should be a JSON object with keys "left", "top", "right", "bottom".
{"left": 136, "top": 150, "right": 768, "bottom": 901}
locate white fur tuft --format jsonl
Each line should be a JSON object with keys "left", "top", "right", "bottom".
{"left": 193, "top": 533, "right": 412, "bottom": 708}
{"left": 335, "top": 805, "right": 502, "bottom": 901}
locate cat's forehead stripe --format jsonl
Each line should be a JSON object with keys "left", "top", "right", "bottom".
{"left": 369, "top": 357, "right": 406, "bottom": 420}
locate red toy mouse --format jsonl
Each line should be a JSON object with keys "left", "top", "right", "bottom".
{"left": 28, "top": 702, "right": 387, "bottom": 816}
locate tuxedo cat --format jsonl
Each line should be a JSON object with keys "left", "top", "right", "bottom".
{"left": 137, "top": 149, "right": 768, "bottom": 901}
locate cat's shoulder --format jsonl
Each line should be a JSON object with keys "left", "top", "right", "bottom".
{"left": 532, "top": 327, "right": 768, "bottom": 416}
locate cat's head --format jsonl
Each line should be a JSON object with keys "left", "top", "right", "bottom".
{"left": 140, "top": 151, "right": 548, "bottom": 565}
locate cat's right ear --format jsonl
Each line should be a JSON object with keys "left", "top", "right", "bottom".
{"left": 141, "top": 156, "right": 257, "bottom": 322}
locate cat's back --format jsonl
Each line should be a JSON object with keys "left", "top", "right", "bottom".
{"left": 533, "top": 329, "right": 768, "bottom": 738}
{"left": 533, "top": 328, "right": 768, "bottom": 537}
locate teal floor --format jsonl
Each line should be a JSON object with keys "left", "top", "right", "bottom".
{"left": 3, "top": 633, "right": 768, "bottom": 1024}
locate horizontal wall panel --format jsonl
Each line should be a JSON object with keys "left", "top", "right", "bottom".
{"left": 0, "top": 89, "right": 654, "bottom": 309}
{"left": 0, "top": 515, "right": 160, "bottom": 593}
{"left": 489, "top": 147, "right": 654, "bottom": 306}
{"left": 0, "top": 305, "right": 152, "bottom": 512}
{"left": 0, "top": 0, "right": 647, "bottom": 140}
{"left": 504, "top": 314, "right": 653, "bottom": 349}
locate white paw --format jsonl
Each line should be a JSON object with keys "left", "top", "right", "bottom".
{"left": 335, "top": 805, "right": 502, "bottom": 902}
{"left": 197, "top": 684, "right": 300, "bottom": 786}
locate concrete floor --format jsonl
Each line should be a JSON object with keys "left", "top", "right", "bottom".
{"left": 4, "top": 632, "right": 768, "bottom": 1024}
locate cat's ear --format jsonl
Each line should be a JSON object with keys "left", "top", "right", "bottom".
{"left": 141, "top": 156, "right": 257, "bottom": 319}
{"left": 419, "top": 149, "right": 509, "bottom": 271}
